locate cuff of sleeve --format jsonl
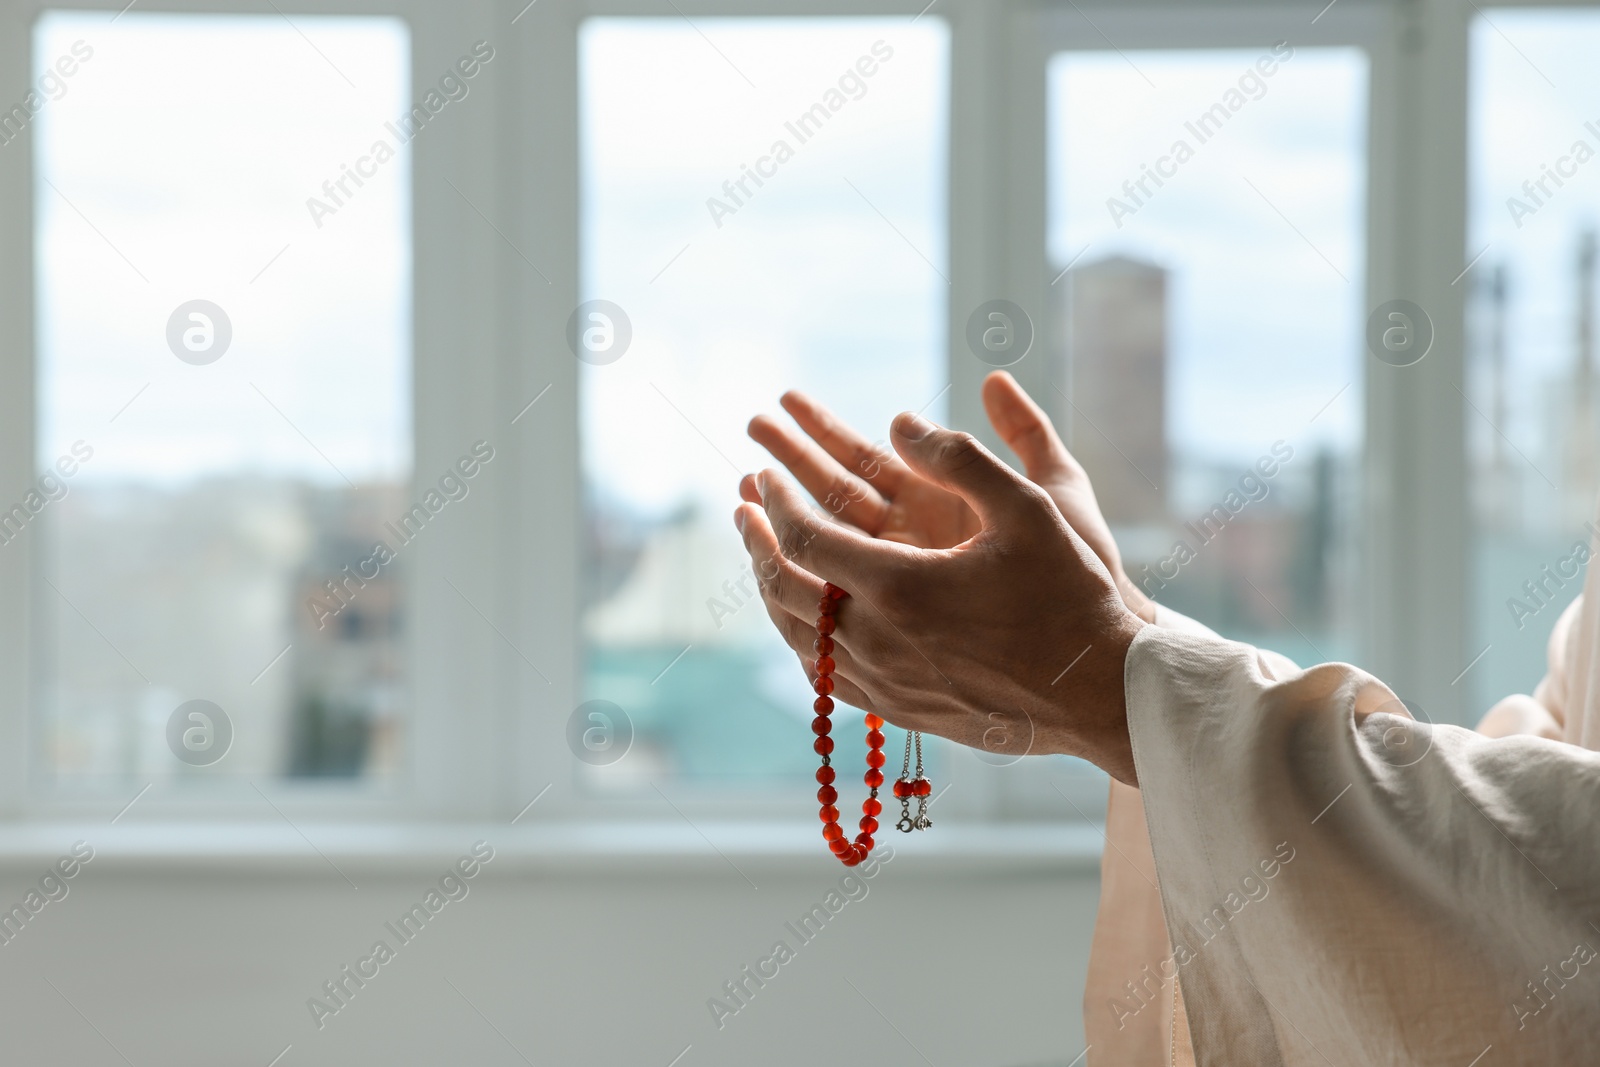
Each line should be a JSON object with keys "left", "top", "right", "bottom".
{"left": 1151, "top": 603, "right": 1223, "bottom": 639}
{"left": 1123, "top": 623, "right": 1256, "bottom": 804}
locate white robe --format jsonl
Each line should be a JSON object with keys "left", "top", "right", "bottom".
{"left": 1085, "top": 592, "right": 1600, "bottom": 1066}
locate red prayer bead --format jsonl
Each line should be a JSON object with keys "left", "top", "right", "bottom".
{"left": 805, "top": 580, "right": 904, "bottom": 864}
{"left": 893, "top": 779, "right": 911, "bottom": 798}
{"left": 913, "top": 778, "right": 932, "bottom": 797}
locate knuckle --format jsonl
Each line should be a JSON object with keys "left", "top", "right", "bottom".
{"left": 1017, "top": 420, "right": 1054, "bottom": 457}
{"left": 777, "top": 522, "right": 810, "bottom": 563}
{"left": 754, "top": 548, "right": 782, "bottom": 587}
{"left": 824, "top": 477, "right": 866, "bottom": 514}
{"left": 854, "top": 441, "right": 888, "bottom": 478}
{"left": 1018, "top": 482, "right": 1054, "bottom": 513}
{"left": 941, "top": 431, "right": 984, "bottom": 472}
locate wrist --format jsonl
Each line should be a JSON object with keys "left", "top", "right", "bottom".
{"left": 1114, "top": 570, "right": 1159, "bottom": 625}
{"left": 1040, "top": 604, "right": 1142, "bottom": 786}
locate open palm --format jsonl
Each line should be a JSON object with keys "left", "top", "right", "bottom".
{"left": 741, "top": 371, "right": 1148, "bottom": 617}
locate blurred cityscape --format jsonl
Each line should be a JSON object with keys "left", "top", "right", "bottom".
{"left": 582, "top": 489, "right": 820, "bottom": 787}
{"left": 577, "top": 252, "right": 1360, "bottom": 790}
{"left": 38, "top": 478, "right": 407, "bottom": 783}
{"left": 1466, "top": 227, "right": 1600, "bottom": 719}
{"left": 1051, "top": 254, "right": 1359, "bottom": 668}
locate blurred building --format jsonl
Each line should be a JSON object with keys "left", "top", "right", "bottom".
{"left": 287, "top": 483, "right": 408, "bottom": 778}
{"left": 1476, "top": 262, "right": 1518, "bottom": 529}
{"left": 1562, "top": 229, "right": 1599, "bottom": 529}
{"left": 1057, "top": 255, "right": 1168, "bottom": 524}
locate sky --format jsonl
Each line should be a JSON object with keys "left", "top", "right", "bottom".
{"left": 579, "top": 18, "right": 950, "bottom": 521}
{"left": 34, "top": 11, "right": 412, "bottom": 487}
{"left": 1468, "top": 9, "right": 1600, "bottom": 493}
{"left": 1049, "top": 46, "right": 1369, "bottom": 471}
{"left": 31, "top": 12, "right": 1590, "bottom": 502}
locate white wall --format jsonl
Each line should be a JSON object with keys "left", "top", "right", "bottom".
{"left": 0, "top": 831, "right": 1102, "bottom": 1067}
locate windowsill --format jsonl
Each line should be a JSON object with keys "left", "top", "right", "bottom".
{"left": 0, "top": 820, "right": 1107, "bottom": 876}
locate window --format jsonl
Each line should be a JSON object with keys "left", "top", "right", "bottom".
{"left": 30, "top": 12, "right": 411, "bottom": 791}
{"left": 577, "top": 18, "right": 949, "bottom": 788}
{"left": 0, "top": 0, "right": 1514, "bottom": 831}
{"left": 1048, "top": 46, "right": 1369, "bottom": 666}
{"left": 1466, "top": 8, "right": 1600, "bottom": 718}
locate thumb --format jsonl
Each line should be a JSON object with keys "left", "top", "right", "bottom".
{"left": 890, "top": 412, "right": 1047, "bottom": 530}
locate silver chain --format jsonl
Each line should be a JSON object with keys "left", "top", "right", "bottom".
{"left": 895, "top": 729, "right": 932, "bottom": 833}
{"left": 912, "top": 726, "right": 932, "bottom": 830}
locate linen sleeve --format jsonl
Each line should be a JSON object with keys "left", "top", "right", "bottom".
{"left": 1124, "top": 624, "right": 1600, "bottom": 1066}
{"left": 1475, "top": 595, "right": 1578, "bottom": 742}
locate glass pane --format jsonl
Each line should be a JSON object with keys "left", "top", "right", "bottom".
{"left": 1048, "top": 47, "right": 1368, "bottom": 665}
{"left": 32, "top": 13, "right": 412, "bottom": 786}
{"left": 1466, "top": 10, "right": 1600, "bottom": 720}
{"left": 579, "top": 18, "right": 948, "bottom": 786}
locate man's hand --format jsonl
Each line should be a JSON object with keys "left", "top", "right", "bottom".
{"left": 742, "top": 371, "right": 1155, "bottom": 622}
{"left": 735, "top": 410, "right": 1145, "bottom": 785}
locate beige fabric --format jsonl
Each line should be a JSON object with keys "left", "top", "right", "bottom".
{"left": 1477, "top": 594, "right": 1575, "bottom": 744}
{"left": 1086, "top": 606, "right": 1298, "bottom": 1066}
{"left": 1086, "top": 598, "right": 1600, "bottom": 1065}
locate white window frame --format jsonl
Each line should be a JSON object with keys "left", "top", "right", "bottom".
{"left": 1000, "top": 0, "right": 1591, "bottom": 743}
{"left": 0, "top": 0, "right": 512, "bottom": 823}
{"left": 0, "top": 0, "right": 1538, "bottom": 836}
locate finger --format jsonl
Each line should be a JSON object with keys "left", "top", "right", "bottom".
{"left": 736, "top": 500, "right": 830, "bottom": 620}
{"left": 981, "top": 371, "right": 1078, "bottom": 481}
{"left": 779, "top": 390, "right": 912, "bottom": 495}
{"left": 737, "top": 526, "right": 877, "bottom": 712}
{"left": 738, "top": 498, "right": 884, "bottom": 631}
{"left": 739, "top": 473, "right": 762, "bottom": 505}
{"left": 747, "top": 414, "right": 891, "bottom": 534}
{"left": 889, "top": 413, "right": 1049, "bottom": 532}
{"left": 754, "top": 470, "right": 913, "bottom": 593}
{"left": 755, "top": 595, "right": 875, "bottom": 712}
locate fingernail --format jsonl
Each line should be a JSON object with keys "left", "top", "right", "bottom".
{"left": 895, "top": 412, "right": 933, "bottom": 440}
{"left": 734, "top": 508, "right": 746, "bottom": 534}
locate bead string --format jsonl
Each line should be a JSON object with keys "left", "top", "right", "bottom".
{"left": 813, "top": 582, "right": 930, "bottom": 866}
{"left": 893, "top": 723, "right": 932, "bottom": 833}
